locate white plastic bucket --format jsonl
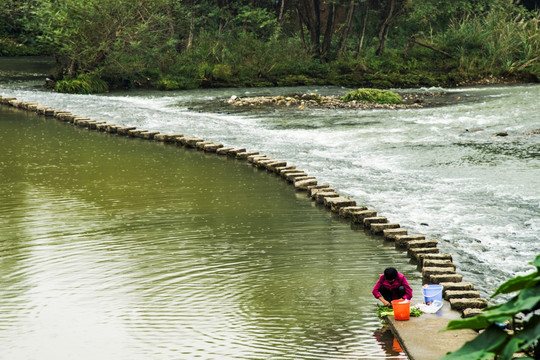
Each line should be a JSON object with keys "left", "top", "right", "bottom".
{"left": 423, "top": 284, "right": 443, "bottom": 304}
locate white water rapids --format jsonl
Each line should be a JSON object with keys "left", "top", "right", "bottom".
{"left": 2, "top": 58, "right": 539, "bottom": 299}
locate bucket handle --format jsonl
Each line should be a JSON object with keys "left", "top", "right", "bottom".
{"left": 423, "top": 287, "right": 443, "bottom": 296}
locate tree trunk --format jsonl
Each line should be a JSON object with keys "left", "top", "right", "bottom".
{"left": 186, "top": 14, "right": 194, "bottom": 50}
{"left": 375, "top": 0, "right": 395, "bottom": 56}
{"left": 297, "top": 0, "right": 322, "bottom": 58}
{"left": 278, "top": 0, "right": 286, "bottom": 24}
{"left": 357, "top": 0, "right": 369, "bottom": 55}
{"left": 309, "top": 0, "right": 322, "bottom": 57}
{"left": 337, "top": 0, "right": 355, "bottom": 58}
{"left": 296, "top": 7, "right": 307, "bottom": 50}
{"left": 321, "top": 2, "right": 335, "bottom": 60}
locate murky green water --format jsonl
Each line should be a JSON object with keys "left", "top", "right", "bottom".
{"left": 0, "top": 104, "right": 419, "bottom": 359}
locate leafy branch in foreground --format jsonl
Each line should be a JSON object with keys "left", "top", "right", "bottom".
{"left": 441, "top": 254, "right": 540, "bottom": 360}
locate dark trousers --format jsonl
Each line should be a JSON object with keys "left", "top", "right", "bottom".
{"left": 380, "top": 286, "right": 406, "bottom": 304}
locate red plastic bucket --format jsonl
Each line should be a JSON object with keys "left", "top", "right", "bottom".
{"left": 391, "top": 299, "right": 410, "bottom": 320}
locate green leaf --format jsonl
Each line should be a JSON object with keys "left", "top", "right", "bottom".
{"left": 498, "top": 315, "right": 540, "bottom": 360}
{"left": 445, "top": 314, "right": 511, "bottom": 331}
{"left": 533, "top": 254, "right": 540, "bottom": 268}
{"left": 440, "top": 325, "right": 508, "bottom": 360}
{"left": 487, "top": 287, "right": 540, "bottom": 316}
{"left": 491, "top": 272, "right": 540, "bottom": 298}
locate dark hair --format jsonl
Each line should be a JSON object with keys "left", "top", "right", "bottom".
{"left": 384, "top": 267, "right": 398, "bottom": 281}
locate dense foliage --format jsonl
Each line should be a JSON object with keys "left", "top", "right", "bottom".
{"left": 442, "top": 254, "right": 540, "bottom": 360}
{"left": 1, "top": 0, "right": 539, "bottom": 92}
{"left": 342, "top": 88, "right": 402, "bottom": 104}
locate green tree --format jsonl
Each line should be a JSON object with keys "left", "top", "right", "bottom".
{"left": 0, "top": 0, "right": 47, "bottom": 55}
{"left": 40, "top": 0, "right": 178, "bottom": 80}
{"left": 441, "top": 254, "right": 540, "bottom": 360}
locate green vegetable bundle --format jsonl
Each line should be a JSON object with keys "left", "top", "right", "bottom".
{"left": 376, "top": 305, "right": 423, "bottom": 318}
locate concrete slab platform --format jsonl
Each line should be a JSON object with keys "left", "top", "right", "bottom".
{"left": 385, "top": 301, "right": 477, "bottom": 360}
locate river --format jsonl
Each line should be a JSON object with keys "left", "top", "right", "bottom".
{"left": 1, "top": 57, "right": 539, "bottom": 359}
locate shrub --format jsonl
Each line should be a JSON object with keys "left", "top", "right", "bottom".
{"left": 55, "top": 74, "right": 108, "bottom": 94}
{"left": 442, "top": 254, "right": 540, "bottom": 360}
{"left": 341, "top": 88, "right": 402, "bottom": 104}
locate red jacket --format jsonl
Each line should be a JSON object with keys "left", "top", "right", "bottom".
{"left": 372, "top": 272, "right": 413, "bottom": 300}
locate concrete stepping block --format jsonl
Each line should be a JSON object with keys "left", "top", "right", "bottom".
{"left": 117, "top": 126, "right": 136, "bottom": 135}
{"left": 227, "top": 148, "right": 246, "bottom": 156}
{"left": 314, "top": 191, "right": 339, "bottom": 204}
{"left": 324, "top": 197, "right": 356, "bottom": 212}
{"left": 308, "top": 185, "right": 331, "bottom": 197}
{"left": 351, "top": 210, "right": 377, "bottom": 224}
{"left": 58, "top": 114, "right": 75, "bottom": 122}
{"left": 35, "top": 105, "right": 48, "bottom": 114}
{"left": 395, "top": 234, "right": 426, "bottom": 248}
{"left": 280, "top": 168, "right": 302, "bottom": 175}
{"left": 293, "top": 176, "right": 316, "bottom": 183}
{"left": 423, "top": 259, "right": 455, "bottom": 269}
{"left": 96, "top": 123, "right": 110, "bottom": 131}
{"left": 237, "top": 151, "right": 259, "bottom": 159}
{"left": 310, "top": 188, "right": 336, "bottom": 199}
{"left": 407, "top": 239, "right": 438, "bottom": 249}
{"left": 196, "top": 141, "right": 214, "bottom": 150}
{"left": 254, "top": 158, "right": 277, "bottom": 168}
{"left": 371, "top": 223, "right": 400, "bottom": 235}
{"left": 283, "top": 172, "right": 307, "bottom": 181}
{"left": 106, "top": 125, "right": 118, "bottom": 133}
{"left": 440, "top": 282, "right": 474, "bottom": 291}
{"left": 54, "top": 111, "right": 71, "bottom": 119}
{"left": 429, "top": 273, "right": 463, "bottom": 284}
{"left": 204, "top": 143, "right": 224, "bottom": 152}
{"left": 363, "top": 216, "right": 388, "bottom": 227}
{"left": 174, "top": 136, "right": 186, "bottom": 144}
{"left": 184, "top": 137, "right": 205, "bottom": 147}
{"left": 450, "top": 298, "right": 488, "bottom": 311}
{"left": 216, "top": 147, "right": 235, "bottom": 155}
{"left": 419, "top": 253, "right": 453, "bottom": 265}
{"left": 165, "top": 134, "right": 184, "bottom": 142}
{"left": 275, "top": 165, "right": 296, "bottom": 174}
{"left": 154, "top": 133, "right": 184, "bottom": 142}
{"left": 423, "top": 267, "right": 456, "bottom": 283}
{"left": 339, "top": 206, "right": 368, "bottom": 218}
{"left": 462, "top": 308, "right": 485, "bottom": 318}
{"left": 408, "top": 247, "right": 439, "bottom": 260}
{"left": 248, "top": 154, "right": 268, "bottom": 162}
{"left": 256, "top": 158, "right": 278, "bottom": 167}
{"left": 266, "top": 161, "right": 286, "bottom": 170}
{"left": 24, "top": 102, "right": 39, "bottom": 110}
{"left": 141, "top": 131, "right": 160, "bottom": 139}
{"left": 444, "top": 290, "right": 480, "bottom": 300}
{"left": 73, "top": 117, "right": 91, "bottom": 125}
{"left": 383, "top": 228, "right": 408, "bottom": 241}
{"left": 295, "top": 179, "right": 318, "bottom": 190}
{"left": 88, "top": 121, "right": 106, "bottom": 130}
{"left": 128, "top": 129, "right": 146, "bottom": 137}
{"left": 65, "top": 115, "right": 77, "bottom": 123}
{"left": 1, "top": 97, "right": 16, "bottom": 104}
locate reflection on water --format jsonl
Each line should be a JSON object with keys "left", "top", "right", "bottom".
{"left": 0, "top": 106, "right": 418, "bottom": 359}
{"left": 374, "top": 327, "right": 408, "bottom": 359}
